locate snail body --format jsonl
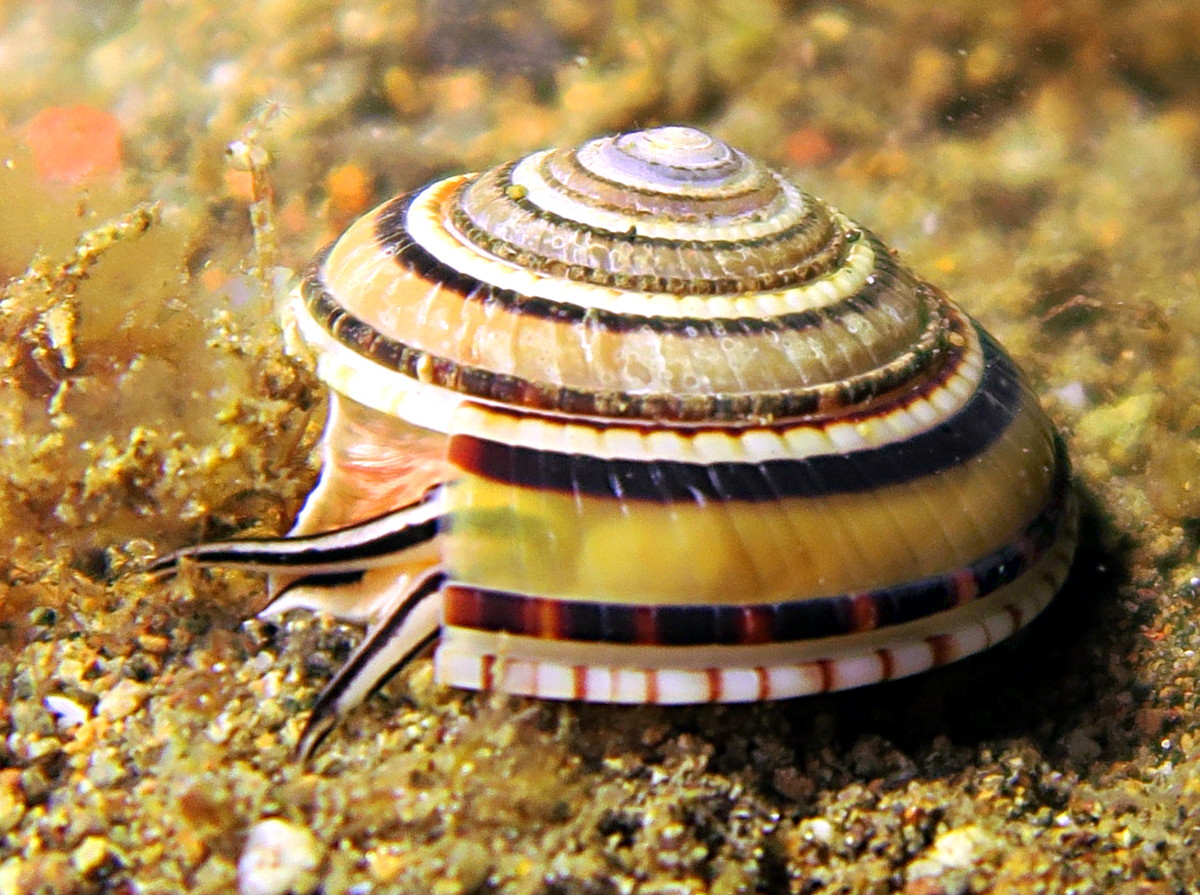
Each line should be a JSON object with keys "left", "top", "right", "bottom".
{"left": 161, "top": 126, "right": 1076, "bottom": 755}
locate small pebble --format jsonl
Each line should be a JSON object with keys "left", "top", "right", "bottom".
{"left": 907, "top": 825, "right": 993, "bottom": 895}
{"left": 96, "top": 679, "right": 148, "bottom": 721}
{"left": 237, "top": 818, "right": 322, "bottom": 895}
{"left": 0, "top": 857, "right": 24, "bottom": 895}
{"left": 44, "top": 694, "right": 89, "bottom": 729}
{"left": 0, "top": 771, "right": 25, "bottom": 835}
{"left": 136, "top": 633, "right": 170, "bottom": 654}
{"left": 71, "top": 836, "right": 111, "bottom": 876}
{"left": 365, "top": 848, "right": 406, "bottom": 884}
{"left": 87, "top": 747, "right": 127, "bottom": 788}
{"left": 1052, "top": 380, "right": 1089, "bottom": 411}
{"left": 802, "top": 817, "right": 835, "bottom": 847}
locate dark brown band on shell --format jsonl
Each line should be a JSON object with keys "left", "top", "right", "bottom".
{"left": 451, "top": 163, "right": 848, "bottom": 295}
{"left": 373, "top": 192, "right": 887, "bottom": 336}
{"left": 301, "top": 242, "right": 963, "bottom": 422}
{"left": 443, "top": 437, "right": 1070, "bottom": 645}
{"left": 445, "top": 328, "right": 1015, "bottom": 501}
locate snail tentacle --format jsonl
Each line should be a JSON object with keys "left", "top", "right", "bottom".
{"left": 297, "top": 566, "right": 445, "bottom": 761}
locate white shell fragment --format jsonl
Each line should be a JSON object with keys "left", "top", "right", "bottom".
{"left": 237, "top": 818, "right": 322, "bottom": 895}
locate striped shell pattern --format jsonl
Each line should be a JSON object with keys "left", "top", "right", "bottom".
{"left": 161, "top": 126, "right": 1077, "bottom": 756}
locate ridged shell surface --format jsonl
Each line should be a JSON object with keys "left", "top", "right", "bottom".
{"left": 303, "top": 126, "right": 947, "bottom": 423}
{"left": 170, "top": 126, "right": 1075, "bottom": 745}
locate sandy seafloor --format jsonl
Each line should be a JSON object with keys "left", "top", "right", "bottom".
{"left": 1, "top": 1, "right": 1200, "bottom": 892}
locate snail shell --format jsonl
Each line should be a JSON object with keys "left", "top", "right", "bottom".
{"left": 161, "top": 126, "right": 1076, "bottom": 755}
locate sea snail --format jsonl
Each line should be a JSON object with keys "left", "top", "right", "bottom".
{"left": 158, "top": 126, "right": 1077, "bottom": 756}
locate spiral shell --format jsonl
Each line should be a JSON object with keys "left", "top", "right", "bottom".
{"left": 161, "top": 126, "right": 1076, "bottom": 754}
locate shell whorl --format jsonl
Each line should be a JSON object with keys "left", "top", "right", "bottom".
{"left": 299, "top": 126, "right": 960, "bottom": 425}
{"left": 455, "top": 125, "right": 846, "bottom": 294}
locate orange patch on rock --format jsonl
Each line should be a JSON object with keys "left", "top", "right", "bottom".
{"left": 784, "top": 126, "right": 835, "bottom": 167}
{"left": 24, "top": 105, "right": 123, "bottom": 184}
{"left": 326, "top": 163, "right": 373, "bottom": 218}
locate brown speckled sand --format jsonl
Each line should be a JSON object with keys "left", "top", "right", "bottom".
{"left": 2, "top": 2, "right": 1200, "bottom": 892}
